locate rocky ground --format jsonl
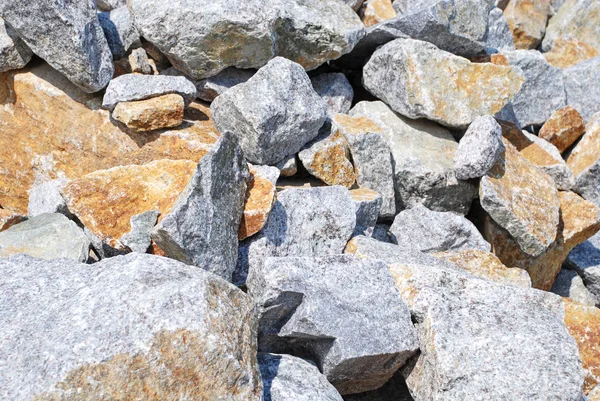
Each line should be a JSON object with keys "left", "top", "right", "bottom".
{"left": 1, "top": 0, "right": 600, "bottom": 399}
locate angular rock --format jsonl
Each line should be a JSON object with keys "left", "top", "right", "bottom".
{"left": 503, "top": 0, "right": 551, "bottom": 49}
{"left": 359, "top": 0, "right": 397, "bottom": 27}
{"left": 563, "top": 57, "right": 600, "bottom": 123}
{"left": 350, "top": 101, "right": 478, "bottom": 214}
{"left": 27, "top": 177, "right": 71, "bottom": 217}
{"left": 298, "top": 126, "right": 356, "bottom": 188}
{"left": 551, "top": 269, "right": 597, "bottom": 306}
{"left": 152, "top": 133, "right": 249, "bottom": 281}
{"left": 120, "top": 210, "right": 159, "bottom": 253}
{"left": 345, "top": 0, "right": 366, "bottom": 11}
{"left": 98, "top": 6, "right": 141, "bottom": 60}
{"left": 500, "top": 50, "right": 567, "bottom": 127}
{"left": 0, "top": 1, "right": 113, "bottom": 92}
{"left": 484, "top": 191, "right": 600, "bottom": 290}
{"left": 372, "top": 224, "right": 394, "bottom": 243}
{"left": 0, "top": 213, "right": 90, "bottom": 262}
{"left": 0, "top": 253, "right": 262, "bottom": 400}
{"left": 434, "top": 249, "right": 532, "bottom": 287}
{"left": 485, "top": 7, "right": 515, "bottom": 52}
{"left": 274, "top": 154, "right": 298, "bottom": 177}
{"left": 566, "top": 232, "right": 600, "bottom": 304}
{"left": 567, "top": 114, "right": 600, "bottom": 203}
{"left": 311, "top": 73, "right": 354, "bottom": 116}
{"left": 212, "top": 57, "right": 327, "bottom": 165}
{"left": 259, "top": 353, "right": 343, "bottom": 401}
{"left": 112, "top": 94, "right": 184, "bottom": 132}
{"left": 333, "top": 113, "right": 396, "bottom": 219}
{"left": 96, "top": 0, "right": 126, "bottom": 11}
{"left": 128, "top": 47, "right": 153, "bottom": 74}
{"left": 542, "top": 0, "right": 600, "bottom": 53}
{"left": 196, "top": 68, "right": 255, "bottom": 102}
{"left": 0, "top": 18, "right": 32, "bottom": 73}
{"left": 539, "top": 106, "right": 586, "bottom": 152}
{"left": 239, "top": 165, "right": 279, "bottom": 240}
{"left": 480, "top": 138, "right": 560, "bottom": 257}
{"left": 350, "top": 188, "right": 382, "bottom": 237}
{"left": 363, "top": 38, "right": 523, "bottom": 128}
{"left": 247, "top": 255, "right": 419, "bottom": 395}
{"left": 454, "top": 115, "right": 505, "bottom": 180}
{"left": 102, "top": 73, "right": 196, "bottom": 110}
{"left": 544, "top": 37, "right": 599, "bottom": 69}
{"left": 0, "top": 209, "right": 25, "bottom": 232}
{"left": 389, "top": 204, "right": 491, "bottom": 253}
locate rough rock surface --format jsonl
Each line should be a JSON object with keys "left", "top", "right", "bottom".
{"left": 363, "top": 38, "right": 523, "bottom": 128}
{"left": 258, "top": 353, "right": 343, "bottom": 401}
{"left": 485, "top": 7, "right": 515, "bottom": 52}
{"left": 239, "top": 165, "right": 278, "bottom": 240}
{"left": 0, "top": 0, "right": 113, "bottom": 92}
{"left": 0, "top": 213, "right": 90, "bottom": 262}
{"left": 98, "top": 6, "right": 140, "bottom": 60}
{"left": 567, "top": 114, "right": 600, "bottom": 204}
{"left": 503, "top": 0, "right": 551, "bottom": 49}
{"left": 152, "top": 133, "right": 249, "bottom": 281}
{"left": 96, "top": 0, "right": 126, "bottom": 11}
{"left": 311, "top": 73, "right": 354, "bottom": 116}
{"left": 120, "top": 210, "right": 159, "bottom": 253}
{"left": 350, "top": 101, "right": 477, "bottom": 214}
{"left": 0, "top": 209, "right": 25, "bottom": 232}
{"left": 0, "top": 253, "right": 262, "bottom": 400}
{"left": 542, "top": 0, "right": 600, "bottom": 53}
{"left": 350, "top": 188, "right": 382, "bottom": 237}
{"left": 112, "top": 94, "right": 184, "bottom": 132}
{"left": 544, "top": 37, "right": 599, "bottom": 69}
{"left": 551, "top": 269, "right": 597, "bottom": 306}
{"left": 247, "top": 255, "right": 419, "bottom": 395}
{"left": 359, "top": 0, "right": 397, "bottom": 27}
{"left": 566, "top": 232, "right": 600, "bottom": 305}
{"left": 27, "top": 177, "right": 71, "bottom": 217}
{"left": 563, "top": 57, "right": 600, "bottom": 123}
{"left": 539, "top": 106, "right": 586, "bottom": 153}
{"left": 389, "top": 204, "right": 491, "bottom": 253}
{"left": 454, "top": 115, "right": 505, "bottom": 180}
{"left": 275, "top": 154, "right": 298, "bottom": 177}
{"left": 128, "top": 47, "right": 153, "bottom": 74}
{"left": 195, "top": 68, "right": 255, "bottom": 102}
{"left": 333, "top": 114, "right": 395, "bottom": 219}
{"left": 0, "top": 18, "right": 32, "bottom": 73}
{"left": 212, "top": 57, "right": 327, "bottom": 165}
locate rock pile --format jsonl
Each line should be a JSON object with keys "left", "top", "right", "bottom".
{"left": 1, "top": 0, "right": 599, "bottom": 399}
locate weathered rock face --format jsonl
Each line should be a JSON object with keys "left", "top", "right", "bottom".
{"left": 563, "top": 57, "right": 600, "bottom": 123}
{"left": 98, "top": 6, "right": 141, "bottom": 60}
{"left": 363, "top": 38, "right": 523, "bottom": 128}
{"left": 195, "top": 68, "right": 255, "bottom": 102}
{"left": 247, "top": 255, "right": 419, "bottom": 395}
{"left": 259, "top": 353, "right": 343, "bottom": 401}
{"left": 454, "top": 115, "right": 505, "bottom": 180}
{"left": 503, "top": 0, "right": 551, "bottom": 49}
{"left": 128, "top": 48, "right": 153, "bottom": 74}
{"left": 239, "top": 165, "right": 278, "bottom": 240}
{"left": 343, "top": 371, "right": 414, "bottom": 401}
{"left": 485, "top": 191, "right": 600, "bottom": 290}
{"left": 480, "top": 138, "right": 560, "bottom": 257}
{"left": 539, "top": 106, "right": 586, "bottom": 153}
{"left": 359, "top": 0, "right": 397, "bottom": 27}
{"left": 0, "top": 253, "right": 262, "bottom": 400}
{"left": 544, "top": 37, "right": 599, "bottom": 69}
{"left": 152, "top": 133, "right": 249, "bottom": 281}
{"left": 350, "top": 188, "right": 382, "bottom": 237}
{"left": 350, "top": 101, "right": 477, "bottom": 215}
{"left": 311, "top": 73, "right": 354, "bottom": 116}
{"left": 551, "top": 269, "right": 597, "bottom": 306}
{"left": 0, "top": 18, "right": 32, "bottom": 73}
{"left": 485, "top": 7, "right": 515, "bottom": 52}
{"left": 0, "top": 0, "right": 114, "bottom": 92}
{"left": 332, "top": 114, "right": 395, "bottom": 219}
{"left": 390, "top": 204, "right": 491, "bottom": 253}
{"left": 0, "top": 209, "right": 25, "bottom": 232}
{"left": 112, "top": 94, "right": 184, "bottom": 132}
{"left": 566, "top": 232, "right": 600, "bottom": 305}
{"left": 212, "top": 57, "right": 327, "bottom": 165}
{"left": 0, "top": 213, "right": 90, "bottom": 262}
{"left": 542, "top": 0, "right": 600, "bottom": 53}
{"left": 567, "top": 114, "right": 600, "bottom": 204}
{"left": 27, "top": 177, "right": 71, "bottom": 217}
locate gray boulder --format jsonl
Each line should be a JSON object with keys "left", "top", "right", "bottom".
{"left": 311, "top": 73, "right": 354, "bottom": 116}
{"left": 247, "top": 255, "right": 419, "bottom": 395}
{"left": 0, "top": 18, "right": 32, "bottom": 73}
{"left": 259, "top": 353, "right": 343, "bottom": 401}
{"left": 551, "top": 269, "right": 597, "bottom": 306}
{"left": 349, "top": 101, "right": 478, "bottom": 215}
{"left": 389, "top": 204, "right": 491, "bottom": 253}
{"left": 0, "top": 213, "right": 89, "bottom": 262}
{"left": 566, "top": 232, "right": 600, "bottom": 305}
{"left": 0, "top": 253, "right": 262, "bottom": 400}
{"left": 102, "top": 73, "right": 197, "bottom": 110}
{"left": 98, "top": 6, "right": 141, "bottom": 60}
{"left": 485, "top": 7, "right": 515, "bottom": 51}
{"left": 564, "top": 56, "right": 600, "bottom": 123}
{"left": 0, "top": 0, "right": 114, "bottom": 92}
{"left": 152, "top": 132, "right": 249, "bottom": 281}
{"left": 211, "top": 57, "right": 327, "bottom": 165}
{"left": 454, "top": 115, "right": 505, "bottom": 180}
{"left": 351, "top": 188, "right": 383, "bottom": 237}
{"left": 27, "top": 177, "right": 71, "bottom": 217}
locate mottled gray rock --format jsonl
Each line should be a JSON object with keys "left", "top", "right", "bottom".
{"left": 152, "top": 132, "right": 249, "bottom": 281}
{"left": 27, "top": 177, "right": 70, "bottom": 217}
{"left": 0, "top": 18, "right": 32, "bottom": 73}
{"left": 542, "top": 0, "right": 600, "bottom": 52}
{"left": 0, "top": 253, "right": 262, "bottom": 400}
{"left": 485, "top": 7, "right": 515, "bottom": 51}
{"left": 98, "top": 6, "right": 140, "bottom": 60}
{"left": 568, "top": 114, "right": 600, "bottom": 204}
{"left": 96, "top": 0, "right": 126, "bottom": 11}
{"left": 128, "top": 47, "right": 153, "bottom": 74}
{"left": 563, "top": 57, "right": 600, "bottom": 123}
{"left": 344, "top": 0, "right": 366, "bottom": 11}
{"left": 551, "top": 269, "right": 597, "bottom": 306}
{"left": 566, "top": 232, "right": 600, "bottom": 305}
{"left": 372, "top": 224, "right": 394, "bottom": 243}
{"left": 196, "top": 68, "right": 255, "bottom": 102}
{"left": 454, "top": 115, "right": 505, "bottom": 180}
{"left": 0, "top": 0, "right": 114, "bottom": 92}
{"left": 502, "top": 50, "right": 567, "bottom": 127}
{"left": 212, "top": 57, "right": 327, "bottom": 165}
{"left": 251, "top": 165, "right": 281, "bottom": 187}
{"left": 247, "top": 255, "right": 419, "bottom": 395}
{"left": 351, "top": 188, "right": 382, "bottom": 237}
{"left": 259, "top": 353, "right": 343, "bottom": 401}
{"left": 102, "top": 73, "right": 197, "bottom": 110}
{"left": 389, "top": 204, "right": 491, "bottom": 253}
{"left": 274, "top": 154, "right": 298, "bottom": 177}
{"left": 392, "top": 0, "right": 438, "bottom": 14}
{"left": 311, "top": 73, "right": 354, "bottom": 116}
{"left": 349, "top": 101, "right": 478, "bottom": 214}
{"left": 0, "top": 213, "right": 89, "bottom": 262}
{"left": 522, "top": 130, "right": 574, "bottom": 190}
{"left": 120, "top": 210, "right": 159, "bottom": 253}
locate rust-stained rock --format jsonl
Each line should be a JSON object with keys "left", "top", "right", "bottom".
{"left": 359, "top": 0, "right": 397, "bottom": 27}
{"left": 544, "top": 37, "right": 599, "bottom": 69}
{"left": 504, "top": 0, "right": 551, "bottom": 49}
{"left": 433, "top": 249, "right": 532, "bottom": 288}
{"left": 112, "top": 94, "right": 184, "bottom": 132}
{"left": 567, "top": 114, "right": 600, "bottom": 204}
{"left": 61, "top": 159, "right": 197, "bottom": 253}
{"left": 485, "top": 191, "right": 600, "bottom": 290}
{"left": 239, "top": 166, "right": 278, "bottom": 240}
{"left": 542, "top": 0, "right": 600, "bottom": 53}
{"left": 563, "top": 299, "right": 600, "bottom": 395}
{"left": 0, "top": 208, "right": 25, "bottom": 232}
{"left": 539, "top": 106, "right": 586, "bottom": 152}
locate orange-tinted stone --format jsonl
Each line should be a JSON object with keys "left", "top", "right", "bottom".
{"left": 112, "top": 94, "right": 184, "bottom": 132}
{"left": 544, "top": 37, "right": 599, "bottom": 69}
{"left": 238, "top": 166, "right": 277, "bottom": 240}
{"left": 360, "top": 0, "right": 397, "bottom": 27}
{"left": 539, "top": 106, "right": 586, "bottom": 152}
{"left": 299, "top": 131, "right": 355, "bottom": 188}
{"left": 504, "top": 0, "right": 551, "bottom": 49}
{"left": 567, "top": 114, "right": 600, "bottom": 177}
{"left": 0, "top": 208, "right": 25, "bottom": 231}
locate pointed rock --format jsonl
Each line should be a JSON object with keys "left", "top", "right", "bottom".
{"left": 539, "top": 106, "right": 586, "bottom": 153}
{"left": 551, "top": 269, "right": 597, "bottom": 306}
{"left": 504, "top": 0, "right": 551, "bottom": 49}
{"left": 563, "top": 56, "right": 600, "bottom": 123}
{"left": 0, "top": 18, "right": 32, "bottom": 73}
{"left": 311, "top": 73, "right": 354, "bottom": 116}
{"left": 454, "top": 115, "right": 505, "bottom": 180}
{"left": 239, "top": 165, "right": 279, "bottom": 240}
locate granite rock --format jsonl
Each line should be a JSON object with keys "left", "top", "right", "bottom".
{"left": 27, "top": 177, "right": 71, "bottom": 217}
{"left": 454, "top": 115, "right": 505, "bottom": 180}
{"left": 350, "top": 188, "right": 382, "bottom": 237}
{"left": 539, "top": 106, "right": 586, "bottom": 153}
{"left": 98, "top": 6, "right": 141, "bottom": 60}
{"left": 239, "top": 165, "right": 279, "bottom": 240}
{"left": 195, "top": 68, "right": 255, "bottom": 102}
{"left": 359, "top": 0, "right": 397, "bottom": 27}
{"left": 551, "top": 269, "right": 597, "bottom": 306}
{"left": 128, "top": 47, "right": 153, "bottom": 74}
{"left": 112, "top": 94, "right": 184, "bottom": 132}
{"left": 311, "top": 73, "right": 354, "bottom": 116}
{"left": 544, "top": 37, "right": 599, "bottom": 69}
{"left": 563, "top": 57, "right": 600, "bottom": 123}
{"left": 485, "top": 7, "right": 515, "bottom": 52}
{"left": 120, "top": 210, "right": 159, "bottom": 253}
{"left": 566, "top": 114, "right": 600, "bottom": 204}
{"left": 566, "top": 232, "right": 600, "bottom": 305}
{"left": 503, "top": 0, "right": 551, "bottom": 49}
{"left": 0, "top": 18, "right": 32, "bottom": 73}
{"left": 542, "top": 0, "right": 600, "bottom": 53}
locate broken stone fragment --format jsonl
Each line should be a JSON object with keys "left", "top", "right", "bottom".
{"left": 120, "top": 210, "right": 159, "bottom": 253}
{"left": 566, "top": 114, "right": 600, "bottom": 204}
{"left": 27, "top": 177, "right": 71, "bottom": 218}
{"left": 359, "top": 0, "right": 397, "bottom": 27}
{"left": 350, "top": 188, "right": 382, "bottom": 238}
{"left": 0, "top": 18, "right": 32, "bottom": 73}
{"left": 542, "top": 0, "right": 600, "bottom": 53}
{"left": 503, "top": 0, "right": 551, "bottom": 49}
{"left": 544, "top": 37, "right": 599, "bottom": 69}
{"left": 311, "top": 73, "right": 354, "bottom": 116}
{"left": 566, "top": 232, "right": 600, "bottom": 305}
{"left": 539, "top": 106, "right": 586, "bottom": 153}
{"left": 112, "top": 94, "right": 184, "bottom": 132}
{"left": 239, "top": 165, "right": 279, "bottom": 241}
{"left": 551, "top": 269, "right": 597, "bottom": 306}
{"left": 0, "top": 253, "right": 262, "bottom": 400}
{"left": 274, "top": 154, "right": 298, "bottom": 177}
{"left": 563, "top": 57, "right": 600, "bottom": 123}
{"left": 485, "top": 7, "right": 515, "bottom": 52}
{"left": 98, "top": 6, "right": 141, "bottom": 60}
{"left": 454, "top": 115, "right": 505, "bottom": 180}
{"left": 128, "top": 47, "right": 153, "bottom": 74}
{"left": 247, "top": 255, "right": 419, "bottom": 395}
